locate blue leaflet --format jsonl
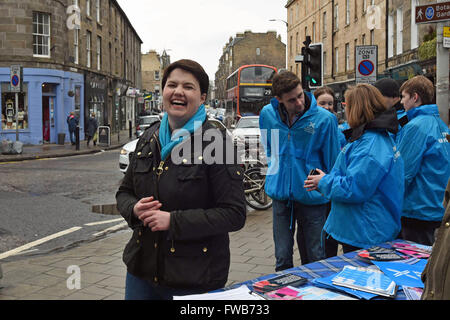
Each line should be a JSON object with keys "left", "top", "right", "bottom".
{"left": 312, "top": 273, "right": 377, "bottom": 300}
{"left": 371, "top": 259, "right": 427, "bottom": 289}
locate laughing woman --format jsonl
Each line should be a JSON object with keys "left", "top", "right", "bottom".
{"left": 116, "top": 59, "right": 246, "bottom": 300}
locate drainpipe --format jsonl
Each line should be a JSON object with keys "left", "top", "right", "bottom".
{"left": 385, "top": 0, "right": 389, "bottom": 74}
{"left": 331, "top": 0, "right": 335, "bottom": 80}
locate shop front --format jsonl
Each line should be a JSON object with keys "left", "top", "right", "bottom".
{"left": 0, "top": 67, "right": 84, "bottom": 145}
{"left": 85, "top": 73, "right": 108, "bottom": 128}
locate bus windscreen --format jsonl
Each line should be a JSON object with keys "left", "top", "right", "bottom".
{"left": 239, "top": 66, "right": 276, "bottom": 84}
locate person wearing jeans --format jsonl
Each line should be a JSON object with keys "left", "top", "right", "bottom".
{"left": 272, "top": 200, "right": 328, "bottom": 270}
{"left": 259, "top": 71, "right": 340, "bottom": 271}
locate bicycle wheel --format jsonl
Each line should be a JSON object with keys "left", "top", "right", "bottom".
{"left": 244, "top": 167, "right": 272, "bottom": 210}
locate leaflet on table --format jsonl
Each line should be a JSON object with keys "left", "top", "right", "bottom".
{"left": 312, "top": 274, "right": 377, "bottom": 300}
{"left": 402, "top": 286, "right": 423, "bottom": 300}
{"left": 173, "top": 285, "right": 263, "bottom": 300}
{"left": 252, "top": 273, "right": 308, "bottom": 293}
{"left": 332, "top": 266, "right": 398, "bottom": 298}
{"left": 264, "top": 285, "right": 356, "bottom": 300}
{"left": 371, "top": 259, "right": 426, "bottom": 289}
{"left": 391, "top": 242, "right": 432, "bottom": 254}
{"left": 357, "top": 245, "right": 406, "bottom": 262}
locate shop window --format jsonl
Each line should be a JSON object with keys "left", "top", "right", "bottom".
{"left": 1, "top": 83, "right": 28, "bottom": 130}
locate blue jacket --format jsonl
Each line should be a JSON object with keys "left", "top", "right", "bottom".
{"left": 319, "top": 128, "right": 405, "bottom": 248}
{"left": 396, "top": 104, "right": 450, "bottom": 221}
{"left": 259, "top": 93, "right": 341, "bottom": 205}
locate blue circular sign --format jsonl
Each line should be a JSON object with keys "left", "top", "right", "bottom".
{"left": 358, "top": 60, "right": 374, "bottom": 76}
{"left": 11, "top": 74, "right": 19, "bottom": 86}
{"left": 425, "top": 7, "right": 434, "bottom": 20}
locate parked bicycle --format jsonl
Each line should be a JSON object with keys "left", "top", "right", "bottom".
{"left": 241, "top": 155, "right": 272, "bottom": 210}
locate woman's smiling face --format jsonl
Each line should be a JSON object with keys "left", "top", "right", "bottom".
{"left": 163, "top": 68, "right": 206, "bottom": 128}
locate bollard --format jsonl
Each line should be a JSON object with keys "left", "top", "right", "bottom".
{"left": 75, "top": 126, "right": 80, "bottom": 150}
{"left": 129, "top": 120, "right": 132, "bottom": 139}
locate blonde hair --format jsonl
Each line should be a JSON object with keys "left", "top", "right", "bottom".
{"left": 344, "top": 83, "right": 388, "bottom": 128}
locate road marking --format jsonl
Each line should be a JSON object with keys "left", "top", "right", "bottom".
{"left": 92, "top": 222, "right": 128, "bottom": 237}
{"left": 0, "top": 226, "right": 82, "bottom": 260}
{"left": 84, "top": 218, "right": 124, "bottom": 226}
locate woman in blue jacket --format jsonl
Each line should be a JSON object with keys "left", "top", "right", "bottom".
{"left": 304, "top": 84, "right": 404, "bottom": 252}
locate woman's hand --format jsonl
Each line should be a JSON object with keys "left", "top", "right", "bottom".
{"left": 133, "top": 197, "right": 170, "bottom": 231}
{"left": 133, "top": 196, "right": 162, "bottom": 219}
{"left": 304, "top": 168, "right": 326, "bottom": 192}
{"left": 141, "top": 210, "right": 171, "bottom": 232}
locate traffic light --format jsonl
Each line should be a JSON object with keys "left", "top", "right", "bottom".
{"left": 305, "top": 43, "right": 323, "bottom": 88}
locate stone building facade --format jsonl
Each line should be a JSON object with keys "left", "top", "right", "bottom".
{"left": 285, "top": 0, "right": 439, "bottom": 100}
{"left": 141, "top": 50, "right": 163, "bottom": 113}
{"left": 214, "top": 31, "right": 286, "bottom": 101}
{"left": 0, "top": 0, "right": 142, "bottom": 145}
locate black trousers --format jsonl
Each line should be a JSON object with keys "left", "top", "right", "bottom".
{"left": 400, "top": 217, "right": 441, "bottom": 246}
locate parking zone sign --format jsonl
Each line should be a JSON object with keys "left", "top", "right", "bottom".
{"left": 10, "top": 65, "right": 22, "bottom": 92}
{"left": 355, "top": 45, "right": 378, "bottom": 84}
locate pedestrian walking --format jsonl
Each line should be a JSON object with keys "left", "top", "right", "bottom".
{"left": 116, "top": 59, "right": 246, "bottom": 300}
{"left": 397, "top": 75, "right": 450, "bottom": 245}
{"left": 304, "top": 83, "right": 404, "bottom": 252}
{"left": 66, "top": 111, "right": 78, "bottom": 145}
{"left": 86, "top": 112, "right": 98, "bottom": 147}
{"left": 421, "top": 175, "right": 450, "bottom": 300}
{"left": 259, "top": 71, "right": 341, "bottom": 270}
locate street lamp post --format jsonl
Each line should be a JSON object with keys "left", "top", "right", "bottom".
{"left": 269, "top": 19, "right": 288, "bottom": 69}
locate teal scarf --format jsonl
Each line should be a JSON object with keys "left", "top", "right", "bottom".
{"left": 159, "top": 104, "right": 206, "bottom": 161}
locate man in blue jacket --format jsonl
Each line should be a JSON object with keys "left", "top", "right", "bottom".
{"left": 259, "top": 71, "right": 341, "bottom": 270}
{"left": 397, "top": 75, "right": 450, "bottom": 245}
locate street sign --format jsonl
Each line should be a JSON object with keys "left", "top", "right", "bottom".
{"left": 415, "top": 2, "right": 450, "bottom": 24}
{"left": 97, "top": 126, "right": 110, "bottom": 147}
{"left": 355, "top": 45, "right": 378, "bottom": 84}
{"left": 10, "top": 65, "right": 22, "bottom": 92}
{"left": 444, "top": 26, "right": 450, "bottom": 48}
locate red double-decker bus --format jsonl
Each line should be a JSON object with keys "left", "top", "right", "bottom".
{"left": 224, "top": 64, "right": 277, "bottom": 127}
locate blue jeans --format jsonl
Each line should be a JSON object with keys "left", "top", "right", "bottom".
{"left": 125, "top": 272, "right": 207, "bottom": 300}
{"left": 272, "top": 200, "right": 327, "bottom": 271}
{"left": 69, "top": 130, "right": 75, "bottom": 144}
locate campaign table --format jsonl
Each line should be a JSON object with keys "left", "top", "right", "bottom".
{"left": 223, "top": 240, "right": 428, "bottom": 300}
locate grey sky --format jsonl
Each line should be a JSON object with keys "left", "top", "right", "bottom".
{"left": 116, "top": 0, "right": 287, "bottom": 81}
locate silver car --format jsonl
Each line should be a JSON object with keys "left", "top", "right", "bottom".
{"left": 119, "top": 138, "right": 138, "bottom": 174}
{"left": 135, "top": 115, "right": 160, "bottom": 137}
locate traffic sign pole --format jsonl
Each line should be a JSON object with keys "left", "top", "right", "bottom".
{"left": 436, "top": 1, "right": 449, "bottom": 124}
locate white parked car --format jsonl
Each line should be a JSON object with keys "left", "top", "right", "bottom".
{"left": 119, "top": 119, "right": 233, "bottom": 173}
{"left": 232, "top": 116, "right": 261, "bottom": 148}
{"left": 119, "top": 138, "right": 138, "bottom": 174}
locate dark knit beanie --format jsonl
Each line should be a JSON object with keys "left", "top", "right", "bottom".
{"left": 373, "top": 78, "right": 400, "bottom": 98}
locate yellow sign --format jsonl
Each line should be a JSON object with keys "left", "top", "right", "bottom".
{"left": 444, "top": 26, "right": 450, "bottom": 48}
{"left": 444, "top": 26, "right": 450, "bottom": 38}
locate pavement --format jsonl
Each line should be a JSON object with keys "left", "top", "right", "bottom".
{"left": 0, "top": 132, "right": 299, "bottom": 300}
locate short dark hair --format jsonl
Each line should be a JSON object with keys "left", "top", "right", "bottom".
{"left": 162, "top": 59, "right": 209, "bottom": 95}
{"left": 272, "top": 71, "right": 301, "bottom": 98}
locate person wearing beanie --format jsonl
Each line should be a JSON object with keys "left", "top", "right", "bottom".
{"left": 373, "top": 78, "right": 406, "bottom": 118}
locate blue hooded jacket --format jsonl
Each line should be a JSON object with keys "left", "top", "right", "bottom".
{"left": 259, "top": 93, "right": 341, "bottom": 205}
{"left": 396, "top": 104, "right": 450, "bottom": 221}
{"left": 319, "top": 120, "right": 405, "bottom": 248}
